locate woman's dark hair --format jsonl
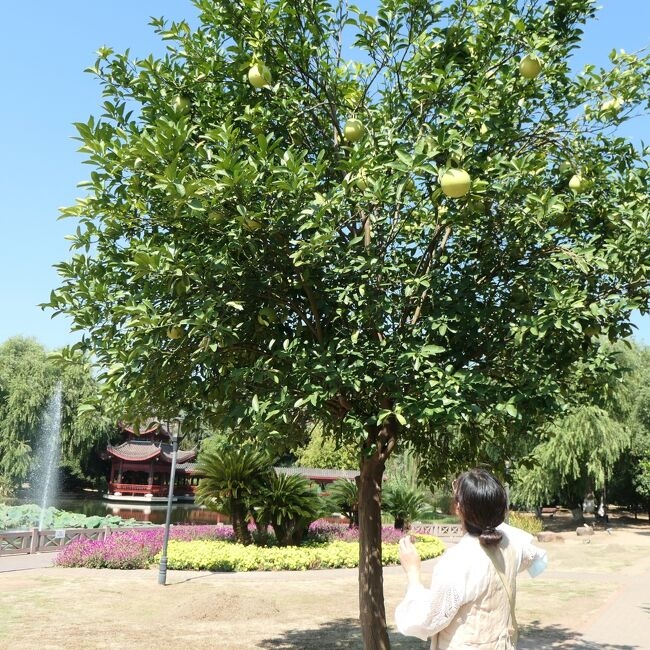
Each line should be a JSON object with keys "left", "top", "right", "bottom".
{"left": 454, "top": 469, "right": 507, "bottom": 546}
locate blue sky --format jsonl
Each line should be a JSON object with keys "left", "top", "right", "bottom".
{"left": 1, "top": 1, "right": 649, "bottom": 351}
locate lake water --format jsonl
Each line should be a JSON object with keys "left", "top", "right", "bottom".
{"left": 12, "top": 495, "right": 229, "bottom": 526}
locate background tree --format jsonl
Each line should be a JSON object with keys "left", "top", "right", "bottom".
{"left": 0, "top": 338, "right": 112, "bottom": 496}
{"left": 58, "top": 355, "right": 116, "bottom": 490}
{"left": 49, "top": 1, "right": 650, "bottom": 646}
{"left": 512, "top": 343, "right": 647, "bottom": 519}
{"left": 0, "top": 338, "right": 54, "bottom": 495}
{"left": 293, "top": 424, "right": 358, "bottom": 470}
{"left": 511, "top": 404, "right": 631, "bottom": 518}
{"left": 609, "top": 347, "right": 650, "bottom": 516}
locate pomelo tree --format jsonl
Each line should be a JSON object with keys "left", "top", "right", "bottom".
{"left": 49, "top": 1, "right": 650, "bottom": 646}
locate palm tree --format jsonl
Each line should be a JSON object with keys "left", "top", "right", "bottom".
{"left": 256, "top": 473, "right": 324, "bottom": 546}
{"left": 325, "top": 478, "right": 359, "bottom": 527}
{"left": 382, "top": 483, "right": 431, "bottom": 531}
{"left": 196, "top": 446, "right": 272, "bottom": 545}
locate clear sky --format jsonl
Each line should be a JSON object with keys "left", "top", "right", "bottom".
{"left": 1, "top": 1, "right": 649, "bottom": 351}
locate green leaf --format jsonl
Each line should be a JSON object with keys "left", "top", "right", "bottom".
{"left": 420, "top": 345, "right": 445, "bottom": 356}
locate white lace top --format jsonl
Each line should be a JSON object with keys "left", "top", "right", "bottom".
{"left": 394, "top": 523, "right": 548, "bottom": 642}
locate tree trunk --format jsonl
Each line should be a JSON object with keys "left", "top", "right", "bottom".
{"left": 358, "top": 412, "right": 397, "bottom": 650}
{"left": 570, "top": 506, "right": 584, "bottom": 523}
{"left": 230, "top": 498, "right": 252, "bottom": 545}
{"left": 358, "top": 454, "right": 390, "bottom": 649}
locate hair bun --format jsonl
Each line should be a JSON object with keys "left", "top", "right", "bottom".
{"left": 478, "top": 526, "right": 503, "bottom": 547}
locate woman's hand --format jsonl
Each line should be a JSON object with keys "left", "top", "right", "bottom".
{"left": 399, "top": 535, "right": 422, "bottom": 586}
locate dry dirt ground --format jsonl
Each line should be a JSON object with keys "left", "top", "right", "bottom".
{"left": 1, "top": 515, "right": 649, "bottom": 650}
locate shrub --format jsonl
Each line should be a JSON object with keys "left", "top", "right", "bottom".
{"left": 307, "top": 519, "right": 404, "bottom": 544}
{"left": 55, "top": 525, "right": 234, "bottom": 569}
{"left": 0, "top": 504, "right": 143, "bottom": 531}
{"left": 54, "top": 521, "right": 446, "bottom": 571}
{"left": 508, "top": 511, "right": 543, "bottom": 535}
{"left": 164, "top": 534, "right": 445, "bottom": 572}
{"left": 432, "top": 492, "right": 455, "bottom": 515}
{"left": 196, "top": 446, "right": 273, "bottom": 545}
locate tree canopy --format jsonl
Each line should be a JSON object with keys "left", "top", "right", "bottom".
{"left": 48, "top": 1, "right": 650, "bottom": 646}
{"left": 0, "top": 337, "right": 113, "bottom": 495}
{"left": 293, "top": 424, "right": 359, "bottom": 470}
{"left": 512, "top": 343, "right": 650, "bottom": 515}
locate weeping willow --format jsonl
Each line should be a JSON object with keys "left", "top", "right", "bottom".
{"left": 512, "top": 405, "right": 631, "bottom": 509}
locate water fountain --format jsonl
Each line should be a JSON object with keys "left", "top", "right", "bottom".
{"left": 30, "top": 383, "right": 63, "bottom": 530}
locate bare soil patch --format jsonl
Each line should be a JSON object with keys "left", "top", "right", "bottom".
{"left": 1, "top": 519, "right": 649, "bottom": 650}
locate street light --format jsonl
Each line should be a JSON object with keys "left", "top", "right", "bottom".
{"left": 158, "top": 415, "right": 184, "bottom": 586}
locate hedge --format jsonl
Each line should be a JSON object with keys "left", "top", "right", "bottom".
{"left": 163, "top": 534, "right": 445, "bottom": 572}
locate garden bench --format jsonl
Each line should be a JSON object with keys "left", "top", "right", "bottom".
{"left": 541, "top": 507, "right": 558, "bottom": 517}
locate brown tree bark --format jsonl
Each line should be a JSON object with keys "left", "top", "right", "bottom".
{"left": 358, "top": 418, "right": 397, "bottom": 650}
{"left": 230, "top": 498, "right": 253, "bottom": 545}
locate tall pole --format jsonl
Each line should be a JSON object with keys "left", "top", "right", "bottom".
{"left": 504, "top": 460, "right": 511, "bottom": 524}
{"left": 158, "top": 418, "right": 181, "bottom": 586}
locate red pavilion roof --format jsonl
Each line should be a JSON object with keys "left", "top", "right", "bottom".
{"left": 106, "top": 440, "right": 196, "bottom": 464}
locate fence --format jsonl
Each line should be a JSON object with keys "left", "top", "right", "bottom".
{"left": 412, "top": 523, "right": 464, "bottom": 539}
{"left": 0, "top": 526, "right": 144, "bottom": 556}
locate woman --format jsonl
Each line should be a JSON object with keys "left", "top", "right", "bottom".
{"left": 395, "top": 468, "right": 547, "bottom": 649}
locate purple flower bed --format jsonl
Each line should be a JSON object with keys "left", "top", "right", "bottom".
{"left": 55, "top": 524, "right": 235, "bottom": 569}
{"left": 307, "top": 520, "right": 404, "bottom": 544}
{"left": 55, "top": 521, "right": 407, "bottom": 569}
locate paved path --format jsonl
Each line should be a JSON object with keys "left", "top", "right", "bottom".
{"left": 573, "top": 565, "right": 650, "bottom": 649}
{"left": 0, "top": 551, "right": 55, "bottom": 572}
{"left": 516, "top": 525, "right": 650, "bottom": 650}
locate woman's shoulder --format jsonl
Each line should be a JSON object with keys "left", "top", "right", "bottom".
{"left": 498, "top": 522, "right": 534, "bottom": 546}
{"left": 439, "top": 534, "right": 491, "bottom": 568}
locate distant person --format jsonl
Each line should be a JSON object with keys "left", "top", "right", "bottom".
{"left": 395, "top": 468, "right": 548, "bottom": 649}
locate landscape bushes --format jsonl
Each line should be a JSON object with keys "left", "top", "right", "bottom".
{"left": 165, "top": 534, "right": 444, "bottom": 572}
{"left": 55, "top": 524, "right": 234, "bottom": 569}
{"left": 54, "top": 520, "right": 445, "bottom": 570}
{"left": 508, "top": 512, "right": 543, "bottom": 535}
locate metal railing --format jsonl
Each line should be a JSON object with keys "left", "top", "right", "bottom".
{"left": 109, "top": 482, "right": 196, "bottom": 497}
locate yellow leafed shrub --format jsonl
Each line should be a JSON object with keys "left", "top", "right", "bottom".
{"left": 163, "top": 535, "right": 445, "bottom": 572}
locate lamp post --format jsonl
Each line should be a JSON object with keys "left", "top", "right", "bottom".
{"left": 158, "top": 416, "right": 183, "bottom": 586}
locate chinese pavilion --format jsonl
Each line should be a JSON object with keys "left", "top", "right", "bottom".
{"left": 105, "top": 421, "right": 198, "bottom": 502}
{"left": 104, "top": 421, "right": 359, "bottom": 503}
